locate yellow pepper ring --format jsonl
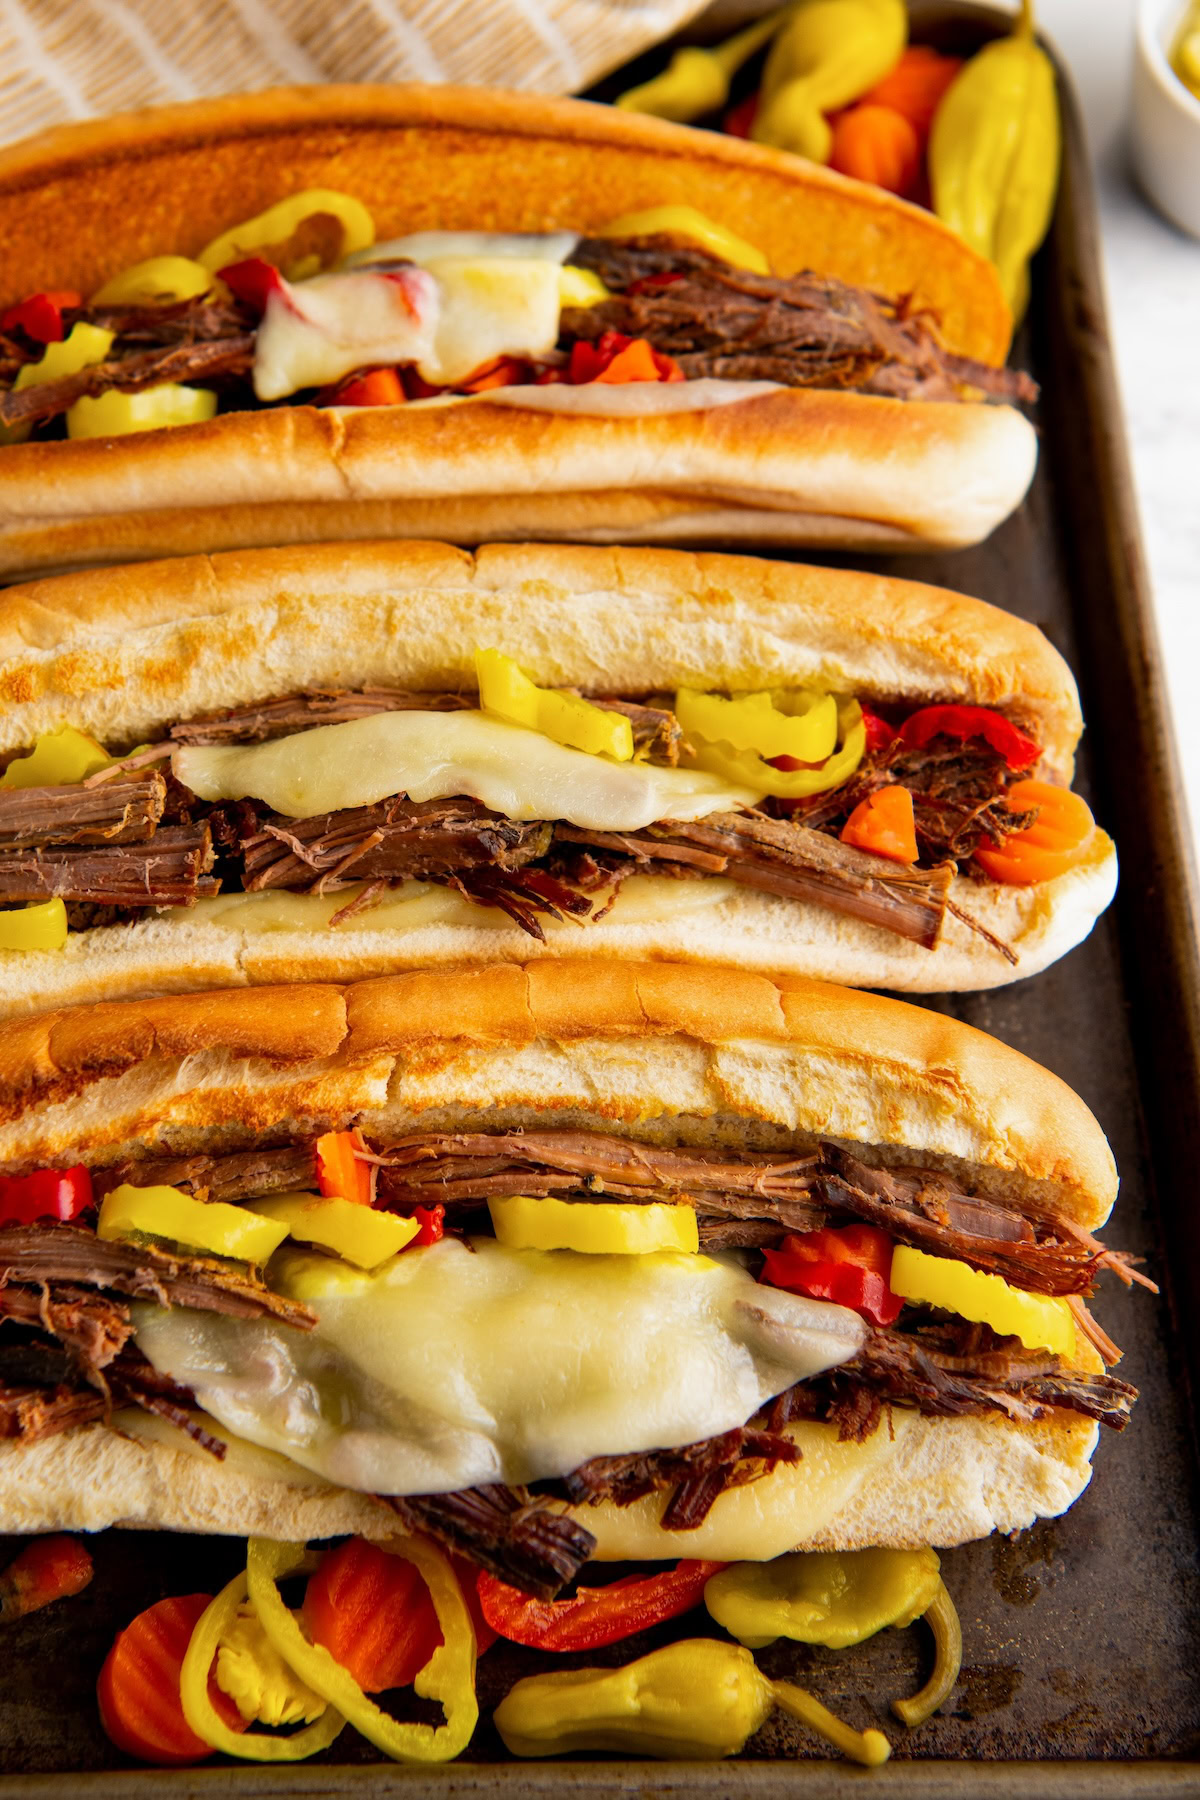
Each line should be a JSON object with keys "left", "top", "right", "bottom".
{"left": 197, "top": 189, "right": 375, "bottom": 280}
{"left": 692, "top": 699, "right": 866, "bottom": 800}
{"left": 247, "top": 1536, "right": 478, "bottom": 1763}
{"left": 488, "top": 1194, "right": 700, "bottom": 1255}
{"left": 180, "top": 1571, "right": 345, "bottom": 1760}
{"left": 91, "top": 255, "right": 213, "bottom": 307}
{"left": 0, "top": 899, "right": 68, "bottom": 954}
{"left": 676, "top": 687, "right": 838, "bottom": 763}
{"left": 889, "top": 1244, "right": 1075, "bottom": 1355}
{"left": 97, "top": 1184, "right": 290, "bottom": 1265}
{"left": 596, "top": 206, "right": 769, "bottom": 276}
{"left": 476, "top": 648, "right": 634, "bottom": 762}
{"left": 67, "top": 386, "right": 218, "bottom": 440}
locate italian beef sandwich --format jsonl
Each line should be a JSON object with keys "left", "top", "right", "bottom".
{"left": 0, "top": 85, "right": 1037, "bottom": 577}
{"left": 0, "top": 541, "right": 1117, "bottom": 1015}
{"left": 0, "top": 961, "right": 1142, "bottom": 1586}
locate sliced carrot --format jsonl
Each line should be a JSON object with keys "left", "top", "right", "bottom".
{"left": 0, "top": 1534, "right": 92, "bottom": 1621}
{"left": 829, "top": 104, "right": 922, "bottom": 196}
{"left": 97, "top": 1593, "right": 245, "bottom": 1766}
{"left": 862, "top": 45, "right": 965, "bottom": 138}
{"left": 334, "top": 367, "right": 404, "bottom": 407}
{"left": 594, "top": 338, "right": 668, "bottom": 383}
{"left": 973, "top": 779, "right": 1097, "bottom": 885}
{"left": 840, "top": 784, "right": 919, "bottom": 864}
{"left": 314, "top": 1128, "right": 373, "bottom": 1206}
{"left": 302, "top": 1539, "right": 443, "bottom": 1693}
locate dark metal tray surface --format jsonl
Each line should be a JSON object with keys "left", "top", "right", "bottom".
{"left": 2, "top": 4, "right": 1199, "bottom": 1791}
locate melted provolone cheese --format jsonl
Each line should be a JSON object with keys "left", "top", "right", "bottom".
{"left": 345, "top": 231, "right": 580, "bottom": 268}
{"left": 165, "top": 874, "right": 740, "bottom": 934}
{"left": 253, "top": 266, "right": 439, "bottom": 401}
{"left": 131, "top": 1240, "right": 866, "bottom": 1496}
{"left": 420, "top": 255, "right": 563, "bottom": 385}
{"left": 172, "top": 711, "right": 761, "bottom": 827}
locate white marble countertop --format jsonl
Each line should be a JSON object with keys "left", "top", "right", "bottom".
{"left": 1038, "top": 0, "right": 1200, "bottom": 877}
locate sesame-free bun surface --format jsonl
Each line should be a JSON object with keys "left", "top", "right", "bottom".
{"left": 0, "top": 85, "right": 1034, "bottom": 573}
{"left": 0, "top": 1404, "right": 1099, "bottom": 1555}
{"left": 0, "top": 961, "right": 1119, "bottom": 1228}
{"left": 0, "top": 539, "right": 1115, "bottom": 1005}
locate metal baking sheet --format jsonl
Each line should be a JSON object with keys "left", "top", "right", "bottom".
{"left": 2, "top": 4, "right": 1199, "bottom": 1790}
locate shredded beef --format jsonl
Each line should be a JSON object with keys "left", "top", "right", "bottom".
{"left": 777, "top": 1322, "right": 1137, "bottom": 1435}
{"left": 566, "top": 237, "right": 1037, "bottom": 405}
{"left": 558, "top": 810, "right": 952, "bottom": 948}
{"left": 0, "top": 335, "right": 256, "bottom": 429}
{"left": 589, "top": 697, "right": 682, "bottom": 764}
{"left": 0, "top": 823, "right": 215, "bottom": 906}
{"left": 93, "top": 1143, "right": 316, "bottom": 1205}
{"left": 237, "top": 797, "right": 552, "bottom": 893}
{"left": 0, "top": 1223, "right": 316, "bottom": 1329}
{"left": 384, "top": 1483, "right": 597, "bottom": 1599}
{"left": 171, "top": 688, "right": 473, "bottom": 746}
{"left": 0, "top": 774, "right": 166, "bottom": 849}
{"left": 0, "top": 1382, "right": 107, "bottom": 1441}
{"left": 555, "top": 1423, "right": 800, "bottom": 1530}
{"left": 0, "top": 1282, "right": 134, "bottom": 1370}
{"left": 818, "top": 1149, "right": 1102, "bottom": 1297}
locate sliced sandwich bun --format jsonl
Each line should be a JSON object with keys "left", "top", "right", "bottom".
{"left": 0, "top": 85, "right": 1034, "bottom": 575}
{"left": 0, "top": 960, "right": 1113, "bottom": 1550}
{"left": 0, "top": 542, "right": 1116, "bottom": 1013}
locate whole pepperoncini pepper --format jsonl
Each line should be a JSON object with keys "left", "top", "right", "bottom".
{"left": 615, "top": 8, "right": 794, "bottom": 124}
{"left": 929, "top": 0, "right": 1060, "bottom": 322}
{"left": 751, "top": 0, "right": 908, "bottom": 163}
{"left": 493, "top": 1637, "right": 890, "bottom": 1764}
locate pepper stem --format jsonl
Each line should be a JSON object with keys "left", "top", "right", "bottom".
{"left": 771, "top": 1680, "right": 892, "bottom": 1765}
{"left": 891, "top": 1579, "right": 963, "bottom": 1727}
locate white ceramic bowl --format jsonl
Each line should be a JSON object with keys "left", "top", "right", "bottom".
{"left": 1131, "top": 0, "right": 1200, "bottom": 238}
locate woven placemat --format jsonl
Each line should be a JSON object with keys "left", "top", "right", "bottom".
{"left": 0, "top": 0, "right": 708, "bottom": 144}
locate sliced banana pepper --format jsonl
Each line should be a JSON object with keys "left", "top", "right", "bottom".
{"left": 476, "top": 648, "right": 633, "bottom": 761}
{"left": 0, "top": 899, "right": 68, "bottom": 953}
{"left": 198, "top": 189, "right": 375, "bottom": 280}
{"left": 247, "top": 1536, "right": 478, "bottom": 1763}
{"left": 0, "top": 727, "right": 112, "bottom": 789}
{"left": 690, "top": 697, "right": 866, "bottom": 799}
{"left": 676, "top": 687, "right": 838, "bottom": 764}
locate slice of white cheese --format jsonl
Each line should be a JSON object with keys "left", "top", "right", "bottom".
{"left": 171, "top": 710, "right": 762, "bottom": 828}
{"left": 419, "top": 255, "right": 564, "bottom": 385}
{"left": 344, "top": 230, "right": 580, "bottom": 268}
{"left": 253, "top": 266, "right": 439, "bottom": 401}
{"left": 131, "top": 1239, "right": 866, "bottom": 1497}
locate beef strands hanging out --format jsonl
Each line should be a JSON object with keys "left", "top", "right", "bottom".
{"left": 0, "top": 543, "right": 1117, "bottom": 1017}
{"left": 0, "top": 84, "right": 1038, "bottom": 576}
{"left": 0, "top": 962, "right": 1142, "bottom": 1594}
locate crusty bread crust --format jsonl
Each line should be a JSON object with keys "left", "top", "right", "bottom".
{"left": 0, "top": 84, "right": 1031, "bottom": 572}
{"left": 0, "top": 539, "right": 1083, "bottom": 770}
{"left": 0, "top": 1406, "right": 1099, "bottom": 1554}
{"left": 0, "top": 390, "right": 1038, "bottom": 579}
{"left": 0, "top": 86, "right": 1009, "bottom": 357}
{"left": 0, "top": 961, "right": 1118, "bottom": 1227}
{"left": 0, "top": 834, "right": 1119, "bottom": 1018}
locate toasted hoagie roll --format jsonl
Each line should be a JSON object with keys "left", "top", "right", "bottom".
{"left": 0, "top": 86, "right": 1036, "bottom": 578}
{"left": 0, "top": 962, "right": 1138, "bottom": 1578}
{"left": 0, "top": 542, "right": 1117, "bottom": 1016}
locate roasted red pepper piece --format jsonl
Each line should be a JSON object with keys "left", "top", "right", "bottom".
{"left": 314, "top": 1129, "right": 373, "bottom": 1206}
{"left": 409, "top": 1204, "right": 445, "bottom": 1247}
{"left": 0, "top": 1164, "right": 92, "bottom": 1228}
{"left": 722, "top": 91, "right": 761, "bottom": 137}
{"left": 760, "top": 1224, "right": 903, "bottom": 1328}
{"left": 0, "top": 291, "right": 80, "bottom": 344}
{"left": 0, "top": 1534, "right": 93, "bottom": 1623}
{"left": 327, "top": 367, "right": 405, "bottom": 407}
{"left": 567, "top": 330, "right": 682, "bottom": 385}
{"left": 477, "top": 1559, "right": 724, "bottom": 1651}
{"left": 217, "top": 257, "right": 286, "bottom": 313}
{"left": 896, "top": 704, "right": 1039, "bottom": 771}
{"left": 860, "top": 704, "right": 897, "bottom": 755}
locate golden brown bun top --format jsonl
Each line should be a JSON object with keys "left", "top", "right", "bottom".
{"left": 0, "top": 961, "right": 1117, "bottom": 1227}
{"left": 0, "top": 540, "right": 1082, "bottom": 774}
{"left": 0, "top": 84, "right": 1009, "bottom": 361}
